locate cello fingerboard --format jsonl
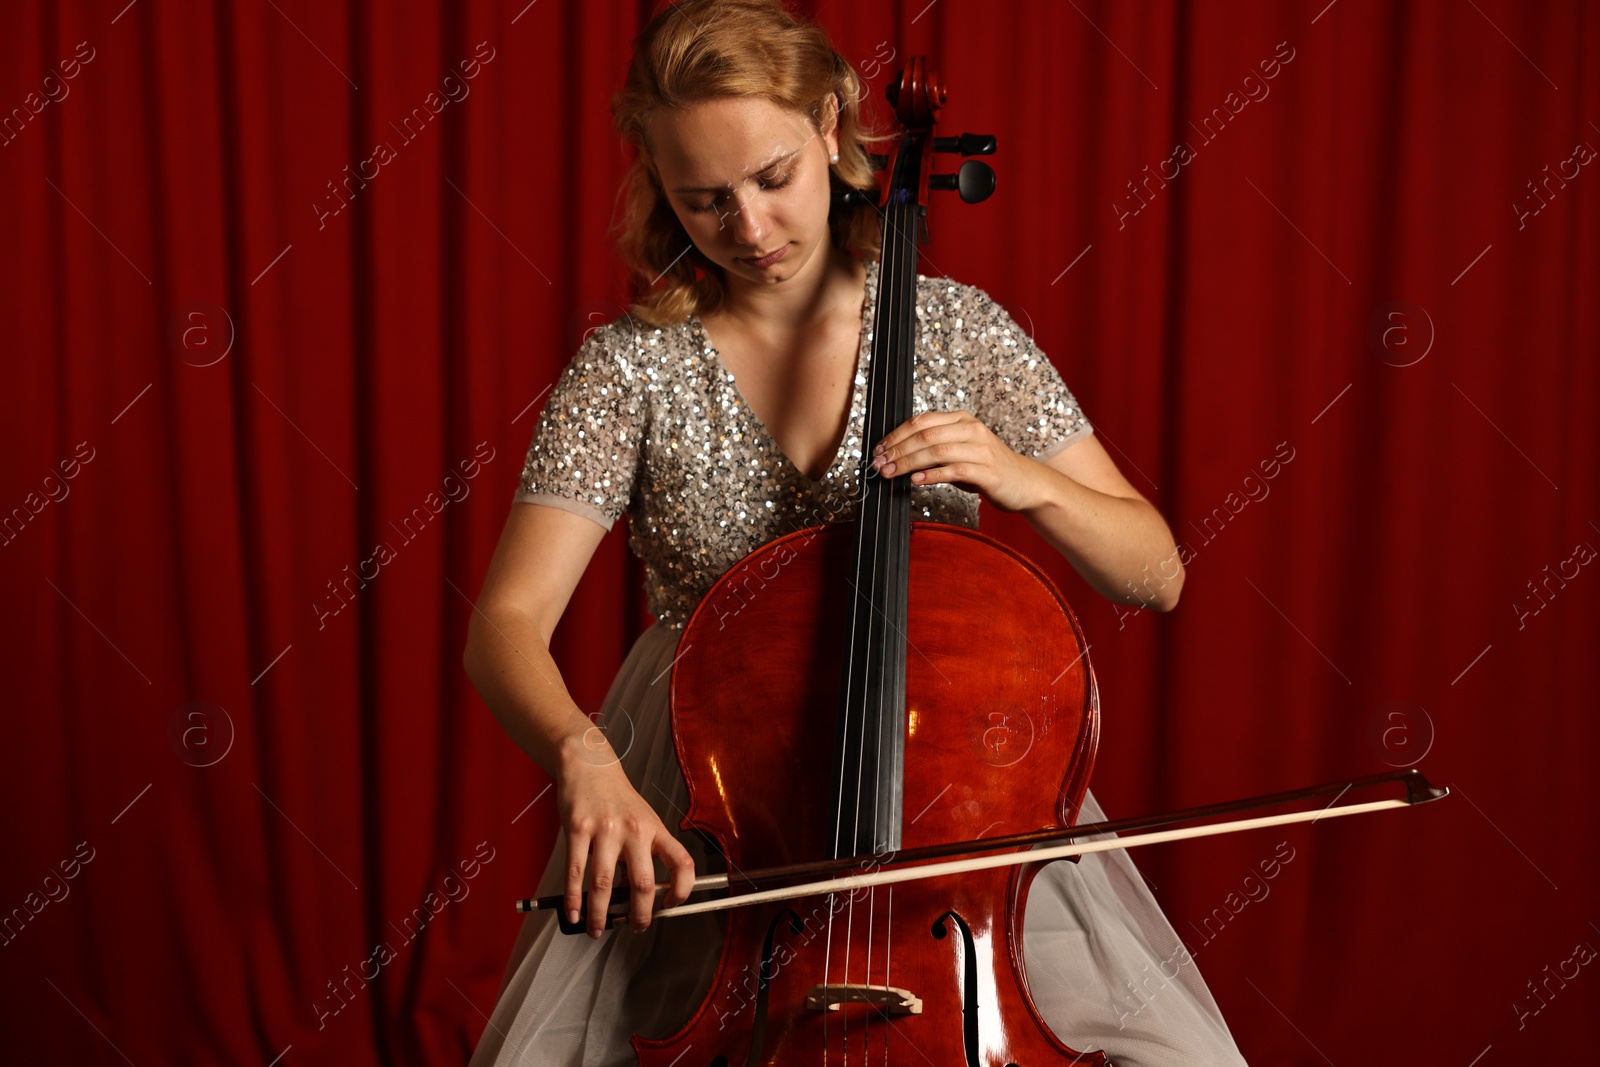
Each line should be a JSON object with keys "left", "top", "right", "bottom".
{"left": 829, "top": 171, "right": 925, "bottom": 859}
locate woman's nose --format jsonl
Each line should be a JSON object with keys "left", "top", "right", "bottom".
{"left": 726, "top": 191, "right": 766, "bottom": 246}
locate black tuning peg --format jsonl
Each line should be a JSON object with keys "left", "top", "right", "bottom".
{"left": 934, "top": 134, "right": 997, "bottom": 156}
{"left": 929, "top": 159, "right": 996, "bottom": 204}
{"left": 831, "top": 187, "right": 877, "bottom": 210}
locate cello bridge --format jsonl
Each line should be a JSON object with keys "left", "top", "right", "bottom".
{"left": 803, "top": 983, "right": 923, "bottom": 1014}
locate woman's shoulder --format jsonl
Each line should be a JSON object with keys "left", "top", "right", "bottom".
{"left": 912, "top": 269, "right": 985, "bottom": 303}
{"left": 562, "top": 309, "right": 692, "bottom": 381}
{"left": 909, "top": 271, "right": 1028, "bottom": 347}
{"left": 578, "top": 309, "right": 673, "bottom": 356}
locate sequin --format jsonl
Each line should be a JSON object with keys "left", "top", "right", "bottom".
{"left": 515, "top": 259, "right": 1093, "bottom": 629}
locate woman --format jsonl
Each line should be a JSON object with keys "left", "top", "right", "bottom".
{"left": 464, "top": 1, "right": 1247, "bottom": 1064}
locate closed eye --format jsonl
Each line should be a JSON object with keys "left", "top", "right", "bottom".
{"left": 688, "top": 169, "right": 795, "bottom": 214}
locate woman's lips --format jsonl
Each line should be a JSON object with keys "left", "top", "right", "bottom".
{"left": 739, "top": 245, "right": 788, "bottom": 268}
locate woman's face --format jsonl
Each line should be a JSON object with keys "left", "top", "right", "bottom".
{"left": 647, "top": 94, "right": 839, "bottom": 287}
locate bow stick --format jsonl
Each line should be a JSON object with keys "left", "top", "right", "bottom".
{"left": 519, "top": 768, "right": 1447, "bottom": 932}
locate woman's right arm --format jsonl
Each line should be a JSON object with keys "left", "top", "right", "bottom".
{"left": 462, "top": 502, "right": 696, "bottom": 938}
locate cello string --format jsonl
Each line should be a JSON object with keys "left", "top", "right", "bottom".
{"left": 831, "top": 158, "right": 901, "bottom": 1066}
{"left": 883, "top": 883, "right": 893, "bottom": 1067}
{"left": 829, "top": 183, "right": 898, "bottom": 1067}
{"left": 879, "top": 165, "right": 920, "bottom": 1003}
{"left": 832, "top": 144, "right": 902, "bottom": 958}
{"left": 854, "top": 170, "right": 912, "bottom": 1060}
{"left": 822, "top": 887, "right": 834, "bottom": 1065}
{"left": 855, "top": 189, "right": 905, "bottom": 1062}
{"left": 865, "top": 174, "right": 916, "bottom": 1055}
{"left": 827, "top": 125, "right": 914, "bottom": 1053}
{"left": 857, "top": 195, "right": 908, "bottom": 1055}
{"left": 876, "top": 160, "right": 921, "bottom": 1042}
{"left": 865, "top": 885, "right": 875, "bottom": 1057}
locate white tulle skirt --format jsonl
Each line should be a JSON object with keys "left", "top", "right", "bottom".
{"left": 469, "top": 622, "right": 1249, "bottom": 1067}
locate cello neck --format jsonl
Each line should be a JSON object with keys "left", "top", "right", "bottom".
{"left": 827, "top": 91, "right": 935, "bottom": 861}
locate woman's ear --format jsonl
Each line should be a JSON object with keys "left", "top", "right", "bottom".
{"left": 820, "top": 90, "right": 841, "bottom": 158}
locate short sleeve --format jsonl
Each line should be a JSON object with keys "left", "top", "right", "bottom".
{"left": 513, "top": 324, "right": 644, "bottom": 531}
{"left": 958, "top": 285, "right": 1092, "bottom": 461}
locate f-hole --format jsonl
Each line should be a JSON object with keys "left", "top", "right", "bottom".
{"left": 741, "top": 909, "right": 805, "bottom": 1067}
{"left": 932, "top": 910, "right": 981, "bottom": 1067}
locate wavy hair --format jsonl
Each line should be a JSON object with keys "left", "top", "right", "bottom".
{"left": 611, "top": 0, "right": 892, "bottom": 326}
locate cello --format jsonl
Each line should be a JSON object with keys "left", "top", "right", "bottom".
{"left": 523, "top": 57, "right": 1447, "bottom": 1065}
{"left": 658, "top": 56, "right": 1111, "bottom": 1066}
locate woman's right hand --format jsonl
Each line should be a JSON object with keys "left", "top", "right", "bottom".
{"left": 556, "top": 742, "right": 697, "bottom": 938}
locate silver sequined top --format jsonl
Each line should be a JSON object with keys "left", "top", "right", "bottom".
{"left": 514, "top": 258, "right": 1093, "bottom": 629}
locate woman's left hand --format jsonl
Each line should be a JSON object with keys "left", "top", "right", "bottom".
{"left": 871, "top": 410, "right": 1044, "bottom": 513}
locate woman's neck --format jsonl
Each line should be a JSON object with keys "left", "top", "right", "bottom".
{"left": 713, "top": 246, "right": 864, "bottom": 338}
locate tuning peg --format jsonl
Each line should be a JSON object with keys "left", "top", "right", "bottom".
{"left": 929, "top": 160, "right": 996, "bottom": 204}
{"left": 934, "top": 134, "right": 997, "bottom": 156}
{"left": 831, "top": 187, "right": 877, "bottom": 210}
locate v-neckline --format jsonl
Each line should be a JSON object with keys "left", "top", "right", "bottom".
{"left": 691, "top": 259, "right": 878, "bottom": 484}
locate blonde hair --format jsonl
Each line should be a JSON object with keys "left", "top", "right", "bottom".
{"left": 611, "top": 0, "right": 891, "bottom": 326}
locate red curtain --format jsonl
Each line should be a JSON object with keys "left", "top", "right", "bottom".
{"left": 2, "top": 1, "right": 1596, "bottom": 1062}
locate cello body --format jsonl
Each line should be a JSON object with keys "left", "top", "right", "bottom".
{"left": 638, "top": 522, "right": 1110, "bottom": 1066}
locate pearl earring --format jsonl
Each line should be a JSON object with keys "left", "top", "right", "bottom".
{"left": 830, "top": 153, "right": 839, "bottom": 163}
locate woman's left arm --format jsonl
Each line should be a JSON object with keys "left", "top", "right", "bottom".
{"left": 872, "top": 412, "right": 1184, "bottom": 611}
